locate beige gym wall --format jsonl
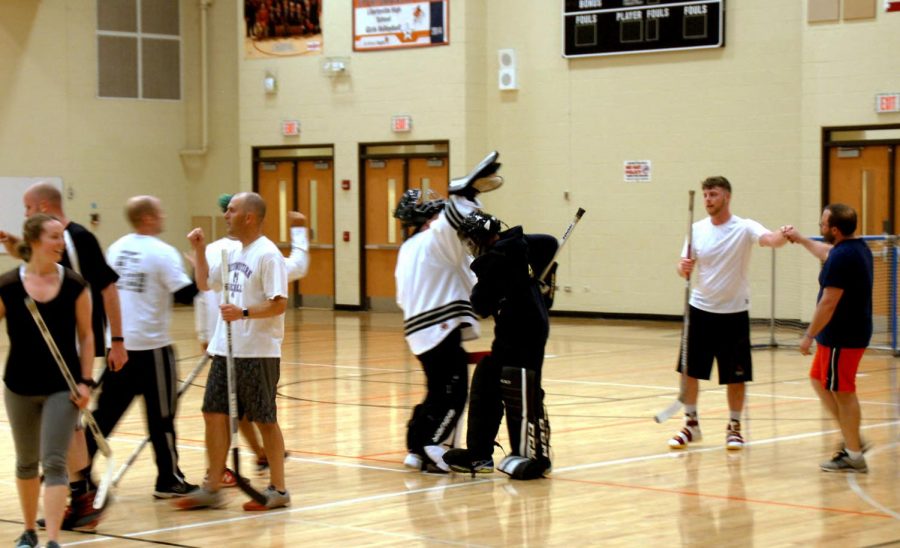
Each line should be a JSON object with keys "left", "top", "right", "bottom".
{"left": 0, "top": 0, "right": 238, "bottom": 272}
{"left": 3, "top": 1, "right": 899, "bottom": 319}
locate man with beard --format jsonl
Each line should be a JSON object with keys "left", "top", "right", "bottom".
{"left": 783, "top": 204, "right": 873, "bottom": 472}
{"left": 668, "top": 176, "right": 788, "bottom": 451}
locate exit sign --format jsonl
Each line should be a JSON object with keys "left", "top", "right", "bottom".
{"left": 282, "top": 119, "right": 300, "bottom": 136}
{"left": 392, "top": 115, "right": 412, "bottom": 133}
{"left": 876, "top": 93, "right": 900, "bottom": 113}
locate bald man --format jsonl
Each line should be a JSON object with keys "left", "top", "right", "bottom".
{"left": 82, "top": 196, "right": 200, "bottom": 499}
{"left": 176, "top": 192, "right": 290, "bottom": 512}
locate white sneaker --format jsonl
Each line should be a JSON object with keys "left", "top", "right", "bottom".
{"left": 403, "top": 453, "right": 423, "bottom": 470}
{"left": 423, "top": 445, "right": 450, "bottom": 473}
{"left": 726, "top": 420, "right": 744, "bottom": 451}
{"left": 668, "top": 419, "right": 702, "bottom": 449}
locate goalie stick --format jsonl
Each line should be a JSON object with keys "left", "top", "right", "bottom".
{"left": 24, "top": 296, "right": 115, "bottom": 509}
{"left": 539, "top": 208, "right": 586, "bottom": 282}
{"left": 654, "top": 190, "right": 696, "bottom": 423}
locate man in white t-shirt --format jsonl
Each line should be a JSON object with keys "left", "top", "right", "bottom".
{"left": 176, "top": 192, "right": 291, "bottom": 512}
{"left": 194, "top": 195, "right": 309, "bottom": 479}
{"left": 85, "top": 196, "right": 200, "bottom": 498}
{"left": 669, "top": 176, "right": 788, "bottom": 451}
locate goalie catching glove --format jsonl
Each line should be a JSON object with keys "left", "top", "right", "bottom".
{"left": 448, "top": 150, "right": 503, "bottom": 199}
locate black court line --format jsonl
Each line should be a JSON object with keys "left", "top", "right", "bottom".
{"left": 0, "top": 519, "right": 198, "bottom": 548}
{"left": 863, "top": 540, "right": 900, "bottom": 547}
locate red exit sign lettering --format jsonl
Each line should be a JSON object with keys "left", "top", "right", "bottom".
{"left": 876, "top": 94, "right": 900, "bottom": 113}
{"left": 392, "top": 115, "right": 412, "bottom": 132}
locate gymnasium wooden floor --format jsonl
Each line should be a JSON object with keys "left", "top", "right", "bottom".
{"left": 1, "top": 309, "right": 898, "bottom": 547}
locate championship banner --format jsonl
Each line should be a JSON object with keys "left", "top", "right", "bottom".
{"left": 887, "top": 0, "right": 900, "bottom": 12}
{"left": 353, "top": 0, "right": 449, "bottom": 51}
{"left": 244, "top": 0, "right": 323, "bottom": 59}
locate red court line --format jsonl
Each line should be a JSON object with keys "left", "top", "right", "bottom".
{"left": 554, "top": 476, "right": 893, "bottom": 519}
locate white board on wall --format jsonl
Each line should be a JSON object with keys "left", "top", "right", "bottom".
{"left": 0, "top": 177, "right": 64, "bottom": 253}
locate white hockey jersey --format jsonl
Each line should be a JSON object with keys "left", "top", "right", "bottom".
{"left": 395, "top": 195, "right": 481, "bottom": 355}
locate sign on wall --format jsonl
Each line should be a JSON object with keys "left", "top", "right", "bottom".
{"left": 353, "top": 0, "right": 449, "bottom": 51}
{"left": 624, "top": 160, "right": 652, "bottom": 182}
{"left": 244, "top": 0, "right": 323, "bottom": 59}
{"left": 563, "top": 0, "right": 725, "bottom": 58}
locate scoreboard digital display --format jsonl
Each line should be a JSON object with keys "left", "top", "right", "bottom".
{"left": 563, "top": 0, "right": 725, "bottom": 58}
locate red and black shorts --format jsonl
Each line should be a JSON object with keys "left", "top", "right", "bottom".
{"left": 810, "top": 344, "right": 865, "bottom": 393}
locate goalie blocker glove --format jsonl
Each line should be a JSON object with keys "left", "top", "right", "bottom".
{"left": 448, "top": 150, "right": 503, "bottom": 200}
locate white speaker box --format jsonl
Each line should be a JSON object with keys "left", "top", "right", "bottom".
{"left": 498, "top": 48, "right": 517, "bottom": 90}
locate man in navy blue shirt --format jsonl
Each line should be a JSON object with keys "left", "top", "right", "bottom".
{"left": 784, "top": 204, "right": 873, "bottom": 473}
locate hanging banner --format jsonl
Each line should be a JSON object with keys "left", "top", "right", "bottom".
{"left": 887, "top": 1, "right": 900, "bottom": 12}
{"left": 353, "top": 0, "right": 449, "bottom": 51}
{"left": 244, "top": 0, "right": 323, "bottom": 58}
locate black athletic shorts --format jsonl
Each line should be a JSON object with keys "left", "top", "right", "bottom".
{"left": 677, "top": 306, "right": 752, "bottom": 384}
{"left": 202, "top": 356, "right": 280, "bottom": 423}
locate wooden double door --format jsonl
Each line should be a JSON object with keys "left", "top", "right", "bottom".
{"left": 363, "top": 156, "right": 448, "bottom": 310}
{"left": 257, "top": 158, "right": 335, "bottom": 308}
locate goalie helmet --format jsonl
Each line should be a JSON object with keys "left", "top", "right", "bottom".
{"left": 393, "top": 189, "right": 445, "bottom": 229}
{"left": 458, "top": 211, "right": 503, "bottom": 257}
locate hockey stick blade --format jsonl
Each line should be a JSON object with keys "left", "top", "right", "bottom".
{"left": 653, "top": 399, "right": 684, "bottom": 424}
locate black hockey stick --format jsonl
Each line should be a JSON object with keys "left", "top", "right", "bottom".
{"left": 221, "top": 249, "right": 268, "bottom": 505}
{"left": 24, "top": 297, "right": 115, "bottom": 509}
{"left": 654, "top": 190, "right": 696, "bottom": 423}
{"left": 539, "top": 208, "right": 586, "bottom": 282}
{"left": 112, "top": 355, "right": 210, "bottom": 487}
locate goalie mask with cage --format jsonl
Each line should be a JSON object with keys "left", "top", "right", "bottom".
{"left": 458, "top": 211, "right": 503, "bottom": 257}
{"left": 393, "top": 189, "right": 446, "bottom": 230}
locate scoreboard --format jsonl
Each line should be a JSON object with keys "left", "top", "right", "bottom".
{"left": 563, "top": 0, "right": 725, "bottom": 58}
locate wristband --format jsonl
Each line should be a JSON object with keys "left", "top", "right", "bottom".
{"left": 80, "top": 378, "right": 98, "bottom": 388}
{"left": 242, "top": 308, "right": 250, "bottom": 318}
{"left": 111, "top": 336, "right": 125, "bottom": 343}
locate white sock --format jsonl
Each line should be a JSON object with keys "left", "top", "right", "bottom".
{"left": 846, "top": 448, "right": 862, "bottom": 460}
{"left": 729, "top": 411, "right": 741, "bottom": 422}
{"left": 685, "top": 405, "right": 698, "bottom": 418}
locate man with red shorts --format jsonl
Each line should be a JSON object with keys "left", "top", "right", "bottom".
{"left": 784, "top": 203, "right": 873, "bottom": 473}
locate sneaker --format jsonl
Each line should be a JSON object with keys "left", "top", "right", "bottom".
{"left": 171, "top": 486, "right": 226, "bottom": 510}
{"left": 403, "top": 453, "right": 423, "bottom": 470}
{"left": 14, "top": 529, "right": 37, "bottom": 548}
{"left": 726, "top": 420, "right": 744, "bottom": 451}
{"left": 205, "top": 468, "right": 238, "bottom": 488}
{"left": 154, "top": 478, "right": 200, "bottom": 499}
{"left": 820, "top": 449, "right": 868, "bottom": 473}
{"left": 668, "top": 418, "right": 702, "bottom": 449}
{"left": 45, "top": 542, "right": 61, "bottom": 548}
{"left": 423, "top": 445, "right": 450, "bottom": 473}
{"left": 242, "top": 485, "right": 291, "bottom": 511}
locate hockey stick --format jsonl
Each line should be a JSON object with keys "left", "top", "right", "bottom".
{"left": 539, "top": 208, "right": 586, "bottom": 282}
{"left": 654, "top": 190, "right": 696, "bottom": 423}
{"left": 112, "top": 355, "right": 210, "bottom": 487}
{"left": 221, "top": 249, "right": 268, "bottom": 505}
{"left": 24, "top": 297, "right": 115, "bottom": 509}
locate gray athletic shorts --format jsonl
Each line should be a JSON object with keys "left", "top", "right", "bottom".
{"left": 202, "top": 356, "right": 280, "bottom": 423}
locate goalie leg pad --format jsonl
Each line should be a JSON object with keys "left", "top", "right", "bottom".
{"left": 407, "top": 332, "right": 469, "bottom": 452}
{"left": 500, "top": 367, "right": 551, "bottom": 466}
{"left": 497, "top": 454, "right": 551, "bottom": 480}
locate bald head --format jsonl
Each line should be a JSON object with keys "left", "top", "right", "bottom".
{"left": 225, "top": 192, "right": 267, "bottom": 241}
{"left": 125, "top": 195, "right": 164, "bottom": 234}
{"left": 24, "top": 182, "right": 63, "bottom": 217}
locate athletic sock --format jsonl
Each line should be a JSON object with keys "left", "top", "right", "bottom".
{"left": 729, "top": 411, "right": 741, "bottom": 423}
{"left": 846, "top": 448, "right": 862, "bottom": 460}
{"left": 685, "top": 405, "right": 697, "bottom": 418}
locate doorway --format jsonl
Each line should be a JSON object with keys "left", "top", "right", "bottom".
{"left": 360, "top": 141, "right": 449, "bottom": 311}
{"left": 254, "top": 146, "right": 335, "bottom": 308}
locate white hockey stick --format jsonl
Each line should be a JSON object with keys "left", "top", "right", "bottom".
{"left": 112, "top": 355, "right": 210, "bottom": 487}
{"left": 24, "top": 297, "right": 115, "bottom": 509}
{"left": 654, "top": 190, "right": 696, "bottom": 423}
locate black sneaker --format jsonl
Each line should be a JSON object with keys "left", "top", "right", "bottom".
{"left": 14, "top": 529, "right": 38, "bottom": 548}
{"left": 154, "top": 478, "right": 200, "bottom": 499}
